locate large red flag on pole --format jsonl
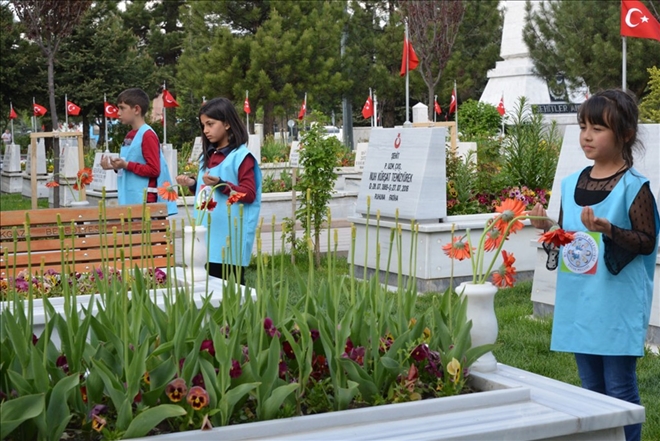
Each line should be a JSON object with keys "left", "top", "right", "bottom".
{"left": 244, "top": 94, "right": 251, "bottom": 114}
{"left": 9, "top": 106, "right": 17, "bottom": 120}
{"left": 448, "top": 87, "right": 457, "bottom": 115}
{"left": 362, "top": 95, "right": 374, "bottom": 119}
{"left": 67, "top": 101, "right": 81, "bottom": 116}
{"left": 298, "top": 93, "right": 307, "bottom": 120}
{"left": 621, "top": 0, "right": 660, "bottom": 41}
{"left": 162, "top": 89, "right": 179, "bottom": 108}
{"left": 399, "top": 37, "right": 419, "bottom": 77}
{"left": 104, "top": 102, "right": 119, "bottom": 118}
{"left": 33, "top": 103, "right": 47, "bottom": 117}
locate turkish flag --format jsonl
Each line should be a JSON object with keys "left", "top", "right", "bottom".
{"left": 9, "top": 107, "right": 17, "bottom": 119}
{"left": 362, "top": 96, "right": 374, "bottom": 119}
{"left": 67, "top": 101, "right": 81, "bottom": 116}
{"left": 244, "top": 97, "right": 251, "bottom": 114}
{"left": 448, "top": 89, "right": 457, "bottom": 115}
{"left": 497, "top": 96, "right": 505, "bottom": 116}
{"left": 298, "top": 99, "right": 306, "bottom": 120}
{"left": 621, "top": 0, "right": 660, "bottom": 41}
{"left": 434, "top": 99, "right": 442, "bottom": 115}
{"left": 399, "top": 38, "right": 419, "bottom": 77}
{"left": 104, "top": 102, "right": 119, "bottom": 118}
{"left": 34, "top": 103, "right": 47, "bottom": 117}
{"left": 162, "top": 89, "right": 179, "bottom": 108}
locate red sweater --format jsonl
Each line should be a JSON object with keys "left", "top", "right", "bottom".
{"left": 208, "top": 148, "right": 257, "bottom": 203}
{"left": 123, "top": 129, "right": 160, "bottom": 202}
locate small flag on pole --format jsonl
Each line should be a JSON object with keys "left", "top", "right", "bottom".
{"left": 162, "top": 89, "right": 179, "bottom": 108}
{"left": 298, "top": 94, "right": 307, "bottom": 120}
{"left": 244, "top": 95, "right": 251, "bottom": 114}
{"left": 67, "top": 101, "right": 81, "bottom": 116}
{"left": 362, "top": 95, "right": 374, "bottom": 119}
{"left": 497, "top": 95, "right": 505, "bottom": 116}
{"left": 399, "top": 36, "right": 419, "bottom": 77}
{"left": 621, "top": 0, "right": 660, "bottom": 41}
{"left": 9, "top": 106, "right": 17, "bottom": 120}
{"left": 33, "top": 103, "right": 47, "bottom": 117}
{"left": 448, "top": 87, "right": 457, "bottom": 115}
{"left": 104, "top": 102, "right": 119, "bottom": 118}
{"left": 434, "top": 98, "right": 442, "bottom": 115}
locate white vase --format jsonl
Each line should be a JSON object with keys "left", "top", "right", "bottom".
{"left": 457, "top": 281, "right": 499, "bottom": 372}
{"left": 182, "top": 225, "right": 208, "bottom": 282}
{"left": 68, "top": 200, "right": 90, "bottom": 207}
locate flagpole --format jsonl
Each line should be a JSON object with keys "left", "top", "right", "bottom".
{"left": 64, "top": 94, "right": 68, "bottom": 129}
{"left": 434, "top": 94, "right": 437, "bottom": 122}
{"left": 454, "top": 80, "right": 458, "bottom": 134}
{"left": 405, "top": 21, "right": 411, "bottom": 125}
{"left": 246, "top": 90, "right": 250, "bottom": 134}
{"left": 622, "top": 36, "right": 627, "bottom": 90}
{"left": 369, "top": 88, "right": 373, "bottom": 127}
{"left": 32, "top": 97, "right": 36, "bottom": 132}
{"left": 374, "top": 92, "right": 378, "bottom": 127}
{"left": 104, "top": 93, "right": 109, "bottom": 152}
{"left": 163, "top": 81, "right": 167, "bottom": 147}
{"left": 10, "top": 102, "right": 15, "bottom": 145}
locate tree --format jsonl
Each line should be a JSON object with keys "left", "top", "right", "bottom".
{"left": 639, "top": 66, "right": 660, "bottom": 123}
{"left": 523, "top": 0, "right": 659, "bottom": 98}
{"left": 10, "top": 0, "right": 91, "bottom": 207}
{"left": 398, "top": 0, "right": 466, "bottom": 120}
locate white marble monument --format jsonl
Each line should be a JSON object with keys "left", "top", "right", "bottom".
{"left": 162, "top": 143, "right": 178, "bottom": 184}
{"left": 86, "top": 151, "right": 119, "bottom": 206}
{"left": 22, "top": 139, "right": 49, "bottom": 198}
{"left": 531, "top": 124, "right": 660, "bottom": 345}
{"left": 189, "top": 137, "right": 203, "bottom": 163}
{"left": 48, "top": 138, "right": 83, "bottom": 206}
{"left": 0, "top": 144, "right": 22, "bottom": 193}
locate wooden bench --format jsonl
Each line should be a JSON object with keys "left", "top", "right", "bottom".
{"left": 0, "top": 203, "right": 172, "bottom": 278}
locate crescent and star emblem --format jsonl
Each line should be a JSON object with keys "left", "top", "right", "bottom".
{"left": 105, "top": 105, "right": 113, "bottom": 114}
{"left": 68, "top": 104, "right": 75, "bottom": 112}
{"left": 625, "top": 8, "right": 649, "bottom": 28}
{"left": 394, "top": 133, "right": 401, "bottom": 149}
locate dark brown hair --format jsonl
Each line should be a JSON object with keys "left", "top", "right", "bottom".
{"left": 116, "top": 88, "right": 150, "bottom": 117}
{"left": 199, "top": 97, "right": 249, "bottom": 169}
{"left": 577, "top": 89, "right": 640, "bottom": 167}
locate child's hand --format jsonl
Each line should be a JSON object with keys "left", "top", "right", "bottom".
{"left": 176, "top": 174, "right": 195, "bottom": 187}
{"left": 581, "top": 207, "right": 612, "bottom": 236}
{"left": 100, "top": 155, "right": 114, "bottom": 170}
{"left": 202, "top": 171, "right": 222, "bottom": 186}
{"left": 110, "top": 157, "right": 128, "bottom": 170}
{"left": 529, "top": 203, "right": 552, "bottom": 230}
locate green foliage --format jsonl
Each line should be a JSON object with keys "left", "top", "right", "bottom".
{"left": 523, "top": 0, "right": 657, "bottom": 98}
{"left": 501, "top": 97, "right": 562, "bottom": 191}
{"left": 261, "top": 135, "right": 290, "bottom": 163}
{"left": 295, "top": 116, "right": 342, "bottom": 265}
{"left": 640, "top": 66, "right": 660, "bottom": 123}
{"left": 457, "top": 99, "right": 502, "bottom": 140}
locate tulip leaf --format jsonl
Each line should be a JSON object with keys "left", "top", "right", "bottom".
{"left": 122, "top": 404, "right": 187, "bottom": 439}
{"left": 263, "top": 383, "right": 299, "bottom": 421}
{"left": 0, "top": 393, "right": 45, "bottom": 440}
{"left": 46, "top": 374, "right": 78, "bottom": 441}
{"left": 341, "top": 358, "right": 379, "bottom": 403}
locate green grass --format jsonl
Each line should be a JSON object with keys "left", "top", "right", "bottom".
{"left": 249, "top": 256, "right": 659, "bottom": 441}
{"left": 0, "top": 192, "right": 49, "bottom": 211}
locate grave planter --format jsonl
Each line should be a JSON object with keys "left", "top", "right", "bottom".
{"left": 131, "top": 363, "right": 643, "bottom": 441}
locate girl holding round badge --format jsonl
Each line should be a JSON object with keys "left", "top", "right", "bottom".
{"left": 530, "top": 89, "right": 659, "bottom": 441}
{"left": 176, "top": 97, "right": 262, "bottom": 285}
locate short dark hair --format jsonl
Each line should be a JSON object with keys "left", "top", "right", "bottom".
{"left": 199, "top": 97, "right": 249, "bottom": 167}
{"left": 117, "top": 88, "right": 150, "bottom": 117}
{"left": 578, "top": 89, "right": 640, "bottom": 167}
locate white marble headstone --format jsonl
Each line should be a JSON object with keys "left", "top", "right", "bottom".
{"left": 25, "top": 139, "right": 47, "bottom": 175}
{"left": 162, "top": 143, "right": 178, "bottom": 183}
{"left": 189, "top": 137, "right": 203, "bottom": 163}
{"left": 58, "top": 138, "right": 81, "bottom": 177}
{"left": 355, "top": 128, "right": 447, "bottom": 221}
{"left": 354, "top": 142, "right": 369, "bottom": 171}
{"left": 2, "top": 144, "right": 21, "bottom": 173}
{"left": 412, "top": 102, "right": 429, "bottom": 123}
{"left": 248, "top": 134, "right": 261, "bottom": 164}
{"left": 90, "top": 151, "right": 118, "bottom": 193}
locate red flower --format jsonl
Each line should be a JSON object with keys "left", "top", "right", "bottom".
{"left": 442, "top": 236, "right": 473, "bottom": 261}
{"left": 227, "top": 191, "right": 246, "bottom": 205}
{"left": 491, "top": 251, "right": 517, "bottom": 288}
{"left": 158, "top": 181, "right": 179, "bottom": 201}
{"left": 46, "top": 181, "right": 59, "bottom": 188}
{"left": 73, "top": 167, "right": 93, "bottom": 190}
{"left": 186, "top": 386, "right": 209, "bottom": 410}
{"left": 539, "top": 227, "right": 575, "bottom": 247}
{"left": 200, "top": 339, "right": 215, "bottom": 356}
{"left": 80, "top": 386, "right": 88, "bottom": 403}
{"left": 483, "top": 228, "right": 504, "bottom": 252}
{"left": 229, "top": 359, "right": 242, "bottom": 378}
{"left": 199, "top": 198, "right": 217, "bottom": 211}
{"left": 494, "top": 198, "right": 526, "bottom": 235}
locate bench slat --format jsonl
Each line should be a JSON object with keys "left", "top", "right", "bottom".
{"left": 0, "top": 204, "right": 169, "bottom": 227}
{"left": 1, "top": 257, "right": 174, "bottom": 278}
{"left": 0, "top": 221, "right": 169, "bottom": 241}
{"left": 3, "top": 231, "right": 170, "bottom": 254}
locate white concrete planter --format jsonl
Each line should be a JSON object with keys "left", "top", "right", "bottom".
{"left": 260, "top": 163, "right": 362, "bottom": 191}
{"left": 258, "top": 190, "right": 358, "bottom": 225}
{"left": 131, "top": 364, "right": 643, "bottom": 441}
{"left": 349, "top": 213, "right": 539, "bottom": 292}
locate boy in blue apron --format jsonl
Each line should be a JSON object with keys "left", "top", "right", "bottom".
{"left": 101, "top": 88, "right": 177, "bottom": 216}
{"left": 531, "top": 89, "right": 659, "bottom": 441}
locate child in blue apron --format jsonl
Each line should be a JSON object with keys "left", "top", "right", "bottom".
{"left": 101, "top": 88, "right": 177, "bottom": 216}
{"left": 176, "top": 97, "right": 262, "bottom": 285}
{"left": 530, "top": 89, "right": 659, "bottom": 441}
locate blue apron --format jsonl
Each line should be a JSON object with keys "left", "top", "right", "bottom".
{"left": 551, "top": 168, "right": 659, "bottom": 356}
{"left": 195, "top": 144, "right": 262, "bottom": 266}
{"left": 117, "top": 124, "right": 178, "bottom": 216}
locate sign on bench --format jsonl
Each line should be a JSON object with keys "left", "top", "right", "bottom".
{"left": 0, "top": 203, "right": 172, "bottom": 277}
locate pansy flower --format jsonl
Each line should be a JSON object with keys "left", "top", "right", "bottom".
{"left": 166, "top": 378, "right": 187, "bottom": 403}
{"left": 186, "top": 386, "right": 209, "bottom": 410}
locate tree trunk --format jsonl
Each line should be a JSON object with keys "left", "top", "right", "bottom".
{"left": 427, "top": 83, "right": 435, "bottom": 122}
{"left": 48, "top": 55, "right": 61, "bottom": 208}
{"left": 263, "top": 101, "right": 275, "bottom": 136}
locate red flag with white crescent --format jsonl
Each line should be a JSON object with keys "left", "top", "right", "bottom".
{"left": 362, "top": 96, "right": 373, "bottom": 119}
{"left": 9, "top": 107, "right": 17, "bottom": 120}
{"left": 621, "top": 0, "right": 660, "bottom": 41}
{"left": 434, "top": 99, "right": 442, "bottom": 115}
{"left": 298, "top": 98, "right": 306, "bottom": 120}
{"left": 448, "top": 89, "right": 457, "bottom": 115}
{"left": 497, "top": 95, "right": 505, "bottom": 116}
{"left": 399, "top": 37, "right": 419, "bottom": 77}
{"left": 244, "top": 97, "right": 251, "bottom": 114}
{"left": 67, "top": 101, "right": 81, "bottom": 116}
{"left": 33, "top": 103, "right": 47, "bottom": 117}
{"left": 162, "top": 89, "right": 180, "bottom": 108}
{"left": 104, "top": 102, "right": 119, "bottom": 118}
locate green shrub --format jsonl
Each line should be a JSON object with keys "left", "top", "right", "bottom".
{"left": 261, "top": 135, "right": 289, "bottom": 163}
{"left": 457, "top": 99, "right": 502, "bottom": 140}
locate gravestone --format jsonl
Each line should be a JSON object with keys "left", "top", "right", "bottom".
{"left": 354, "top": 142, "right": 369, "bottom": 171}
{"left": 531, "top": 124, "right": 660, "bottom": 345}
{"left": 289, "top": 141, "right": 301, "bottom": 168}
{"left": 22, "top": 139, "right": 49, "bottom": 198}
{"left": 0, "top": 144, "right": 22, "bottom": 193}
{"left": 456, "top": 142, "right": 477, "bottom": 163}
{"left": 248, "top": 134, "right": 261, "bottom": 164}
{"left": 355, "top": 128, "right": 446, "bottom": 221}
{"left": 162, "top": 143, "right": 178, "bottom": 183}
{"left": 412, "top": 103, "right": 429, "bottom": 124}
{"left": 189, "top": 137, "right": 203, "bottom": 163}
{"left": 86, "top": 151, "right": 119, "bottom": 206}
